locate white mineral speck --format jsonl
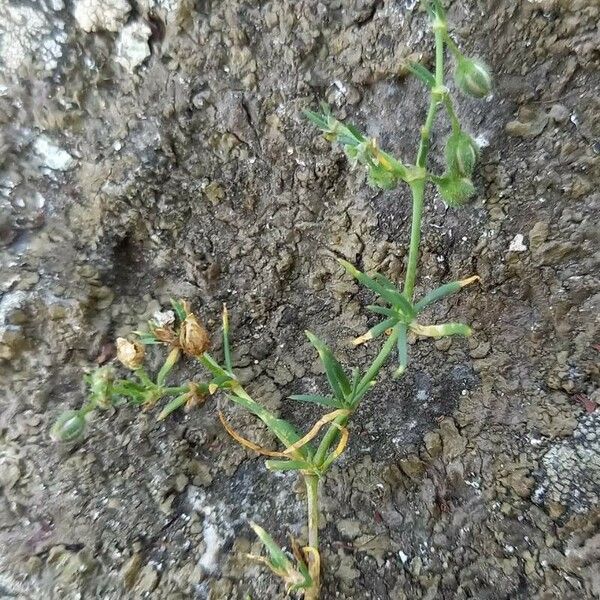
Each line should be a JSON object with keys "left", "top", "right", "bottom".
{"left": 34, "top": 136, "right": 75, "bottom": 171}
{"left": 508, "top": 233, "right": 527, "bottom": 252}
{"left": 115, "top": 21, "right": 152, "bottom": 72}
{"left": 72, "top": 0, "right": 131, "bottom": 33}
{"left": 198, "top": 523, "right": 221, "bottom": 574}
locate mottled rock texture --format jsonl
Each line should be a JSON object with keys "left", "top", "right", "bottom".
{"left": 0, "top": 0, "right": 598, "bottom": 598}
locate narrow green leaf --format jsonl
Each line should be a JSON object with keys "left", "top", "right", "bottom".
{"left": 372, "top": 272, "right": 399, "bottom": 291}
{"left": 289, "top": 394, "right": 344, "bottom": 409}
{"left": 135, "top": 332, "right": 161, "bottom": 345}
{"left": 227, "top": 392, "right": 313, "bottom": 459}
{"left": 265, "top": 459, "right": 312, "bottom": 472}
{"left": 353, "top": 317, "right": 398, "bottom": 346}
{"left": 366, "top": 305, "right": 398, "bottom": 318}
{"left": 304, "top": 109, "right": 329, "bottom": 130}
{"left": 338, "top": 260, "right": 415, "bottom": 319}
{"left": 249, "top": 522, "right": 293, "bottom": 572}
{"left": 350, "top": 367, "right": 360, "bottom": 396}
{"left": 170, "top": 299, "right": 187, "bottom": 322}
{"left": 199, "top": 353, "right": 230, "bottom": 378}
{"left": 222, "top": 305, "right": 233, "bottom": 373}
{"left": 157, "top": 393, "right": 188, "bottom": 421}
{"left": 395, "top": 324, "right": 408, "bottom": 377}
{"left": 414, "top": 276, "right": 480, "bottom": 313}
{"left": 350, "top": 380, "right": 376, "bottom": 406}
{"left": 344, "top": 123, "right": 366, "bottom": 142}
{"left": 305, "top": 331, "right": 351, "bottom": 400}
{"left": 408, "top": 62, "right": 436, "bottom": 88}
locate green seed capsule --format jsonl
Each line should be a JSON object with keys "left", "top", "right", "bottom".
{"left": 445, "top": 131, "right": 479, "bottom": 176}
{"left": 437, "top": 175, "right": 476, "bottom": 207}
{"left": 454, "top": 58, "right": 492, "bottom": 99}
{"left": 50, "top": 410, "right": 86, "bottom": 442}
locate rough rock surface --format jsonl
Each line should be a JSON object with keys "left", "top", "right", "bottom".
{"left": 0, "top": 0, "right": 599, "bottom": 598}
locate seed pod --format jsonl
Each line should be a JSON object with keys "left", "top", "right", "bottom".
{"left": 454, "top": 58, "right": 492, "bottom": 99}
{"left": 116, "top": 338, "right": 145, "bottom": 370}
{"left": 179, "top": 314, "right": 210, "bottom": 357}
{"left": 50, "top": 410, "right": 86, "bottom": 442}
{"left": 445, "top": 131, "right": 479, "bottom": 176}
{"left": 436, "top": 174, "right": 476, "bottom": 207}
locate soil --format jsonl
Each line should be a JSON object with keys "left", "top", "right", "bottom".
{"left": 1, "top": 0, "right": 599, "bottom": 599}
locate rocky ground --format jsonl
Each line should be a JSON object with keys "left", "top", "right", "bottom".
{"left": 0, "top": 0, "right": 599, "bottom": 598}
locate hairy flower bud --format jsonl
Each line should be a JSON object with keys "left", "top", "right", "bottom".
{"left": 437, "top": 175, "right": 476, "bottom": 207}
{"left": 50, "top": 410, "right": 86, "bottom": 442}
{"left": 454, "top": 58, "right": 492, "bottom": 99}
{"left": 116, "top": 337, "right": 145, "bottom": 370}
{"left": 445, "top": 131, "right": 479, "bottom": 176}
{"left": 179, "top": 314, "right": 210, "bottom": 357}
{"left": 88, "top": 366, "right": 114, "bottom": 408}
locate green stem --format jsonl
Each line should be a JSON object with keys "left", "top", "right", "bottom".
{"left": 444, "top": 96, "right": 461, "bottom": 134}
{"left": 161, "top": 385, "right": 190, "bottom": 395}
{"left": 405, "top": 25, "right": 445, "bottom": 300}
{"left": 80, "top": 401, "right": 97, "bottom": 417}
{"left": 304, "top": 474, "right": 320, "bottom": 600}
{"left": 403, "top": 180, "right": 426, "bottom": 300}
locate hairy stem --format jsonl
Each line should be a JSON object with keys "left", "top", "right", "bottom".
{"left": 404, "top": 25, "right": 445, "bottom": 300}
{"left": 403, "top": 180, "right": 426, "bottom": 300}
{"left": 304, "top": 474, "right": 320, "bottom": 600}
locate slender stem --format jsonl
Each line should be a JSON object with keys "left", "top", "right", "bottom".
{"left": 80, "top": 401, "right": 97, "bottom": 416}
{"left": 161, "top": 385, "right": 190, "bottom": 395}
{"left": 355, "top": 326, "right": 401, "bottom": 396}
{"left": 435, "top": 27, "right": 445, "bottom": 84}
{"left": 313, "top": 327, "right": 400, "bottom": 467}
{"left": 443, "top": 96, "right": 461, "bottom": 133}
{"left": 304, "top": 474, "right": 320, "bottom": 600}
{"left": 135, "top": 368, "right": 154, "bottom": 387}
{"left": 404, "top": 26, "right": 445, "bottom": 300}
{"left": 403, "top": 181, "right": 426, "bottom": 300}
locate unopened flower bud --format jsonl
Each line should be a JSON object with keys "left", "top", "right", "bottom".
{"left": 437, "top": 175, "right": 476, "bottom": 207}
{"left": 454, "top": 58, "right": 492, "bottom": 99}
{"left": 445, "top": 131, "right": 479, "bottom": 176}
{"left": 179, "top": 314, "right": 210, "bottom": 357}
{"left": 88, "top": 366, "right": 114, "bottom": 408}
{"left": 116, "top": 337, "right": 145, "bottom": 370}
{"left": 50, "top": 410, "right": 86, "bottom": 442}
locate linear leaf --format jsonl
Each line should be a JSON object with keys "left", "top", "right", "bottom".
{"left": 353, "top": 317, "right": 398, "bottom": 346}
{"left": 344, "top": 123, "right": 366, "bottom": 142}
{"left": 408, "top": 62, "right": 436, "bottom": 88}
{"left": 304, "top": 109, "right": 329, "bottom": 130}
{"left": 289, "top": 394, "right": 344, "bottom": 409}
{"left": 366, "top": 305, "right": 398, "bottom": 318}
{"left": 339, "top": 260, "right": 415, "bottom": 319}
{"left": 414, "top": 275, "right": 480, "bottom": 312}
{"left": 265, "top": 459, "right": 313, "bottom": 472}
{"left": 157, "top": 393, "right": 188, "bottom": 421}
{"left": 305, "top": 331, "right": 351, "bottom": 400}
{"left": 170, "top": 299, "right": 187, "bottom": 322}
{"left": 249, "top": 522, "right": 293, "bottom": 572}
{"left": 395, "top": 324, "right": 408, "bottom": 377}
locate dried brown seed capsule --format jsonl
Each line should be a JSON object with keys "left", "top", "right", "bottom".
{"left": 116, "top": 337, "right": 145, "bottom": 370}
{"left": 179, "top": 314, "right": 210, "bottom": 357}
